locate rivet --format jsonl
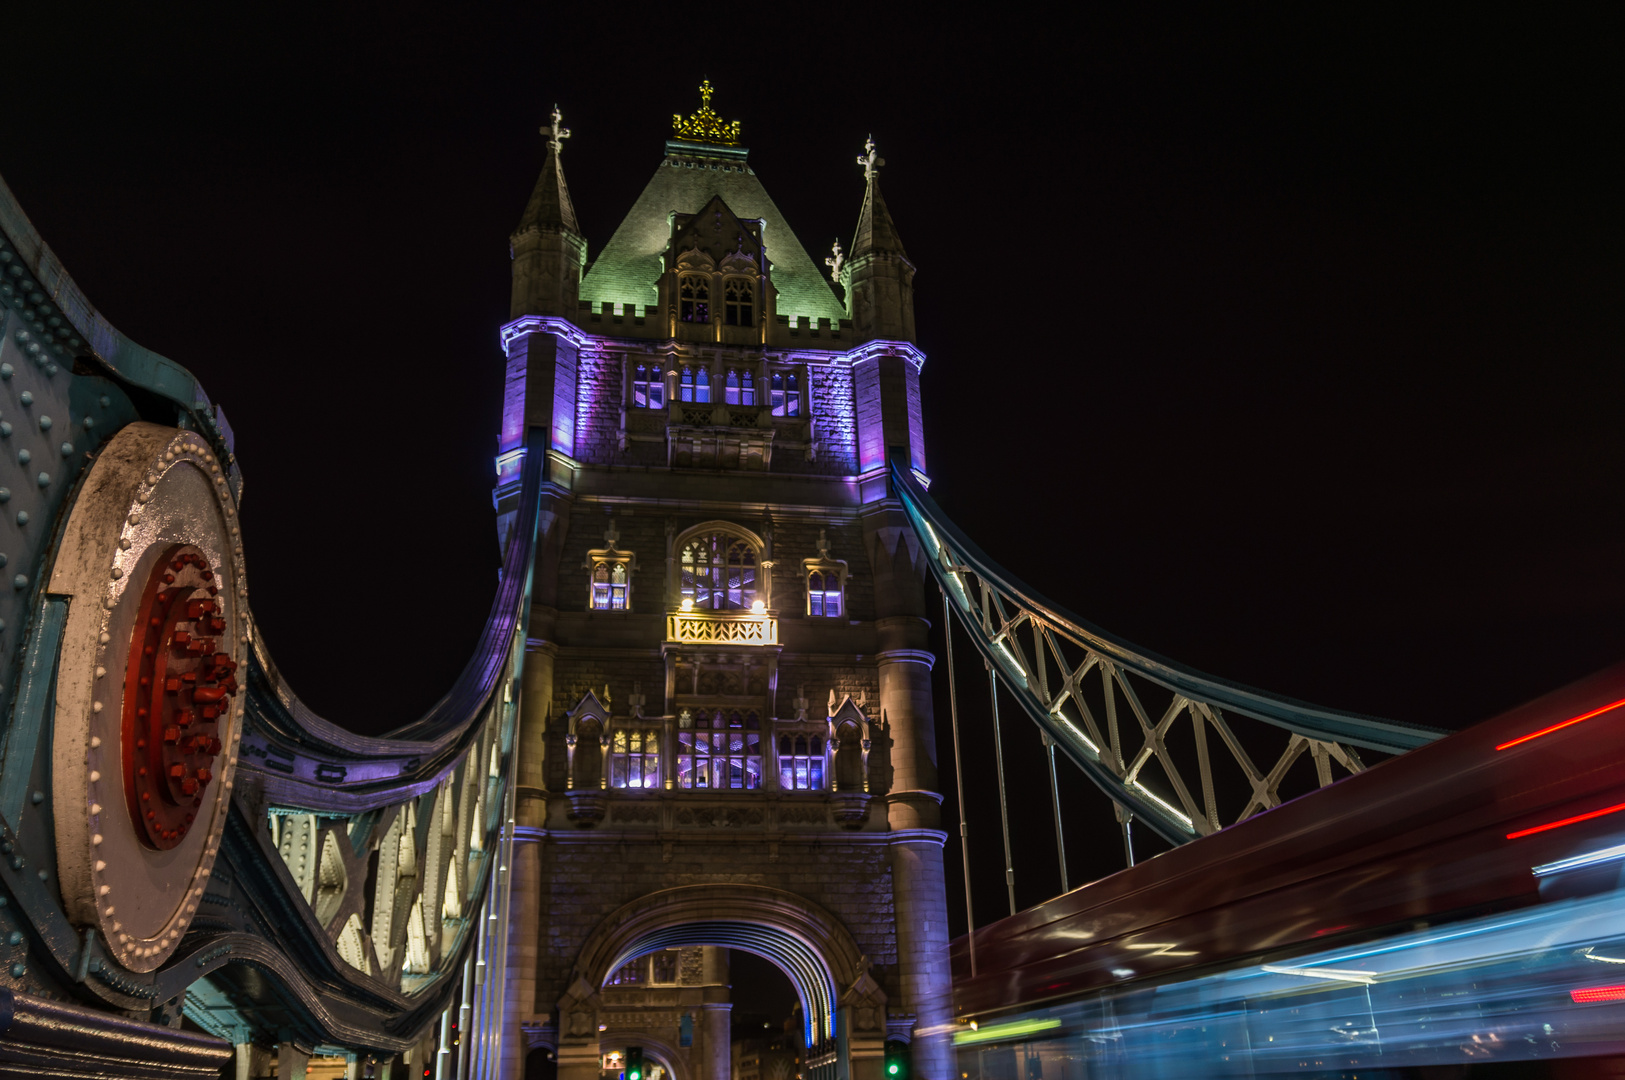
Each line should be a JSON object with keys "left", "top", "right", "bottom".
{"left": 0, "top": 424, "right": 10, "bottom": 438}
{"left": 35, "top": 870, "right": 45, "bottom": 882}
{"left": 88, "top": 771, "right": 99, "bottom": 783}
{"left": 15, "top": 450, "right": 27, "bottom": 465}
{"left": 28, "top": 791, "right": 40, "bottom": 805}
{"left": 2, "top": 842, "right": 11, "bottom": 854}
{"left": 99, "top": 396, "right": 110, "bottom": 408}
{"left": 45, "top": 364, "right": 56, "bottom": 377}
{"left": 90, "top": 803, "right": 101, "bottom": 814}
{"left": 89, "top": 736, "right": 100, "bottom": 749}
{"left": 97, "top": 884, "right": 108, "bottom": 895}
{"left": 9, "top": 856, "right": 21, "bottom": 869}
{"left": 92, "top": 701, "right": 102, "bottom": 713}
{"left": 59, "top": 443, "right": 72, "bottom": 457}
{"left": 9, "top": 963, "right": 24, "bottom": 978}
{"left": 17, "top": 392, "right": 29, "bottom": 407}
{"left": 0, "top": 364, "right": 10, "bottom": 380}
{"left": 108, "top": 566, "right": 120, "bottom": 579}
{"left": 94, "top": 667, "right": 105, "bottom": 679}
{"left": 12, "top": 575, "right": 25, "bottom": 591}
{"left": 82, "top": 417, "right": 93, "bottom": 430}
{"left": 5, "top": 931, "right": 18, "bottom": 945}
{"left": 12, "top": 513, "right": 24, "bottom": 527}
{"left": 98, "top": 631, "right": 109, "bottom": 644}
{"left": 127, "top": 513, "right": 140, "bottom": 525}
{"left": 117, "top": 538, "right": 130, "bottom": 551}
{"left": 95, "top": 860, "right": 105, "bottom": 872}
{"left": 91, "top": 834, "right": 102, "bottom": 846}
{"left": 35, "top": 417, "right": 48, "bottom": 432}
{"left": 37, "top": 473, "right": 50, "bottom": 488}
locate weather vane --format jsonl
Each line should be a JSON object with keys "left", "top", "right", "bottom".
{"left": 545, "top": 104, "right": 571, "bottom": 155}
{"left": 857, "top": 135, "right": 884, "bottom": 180}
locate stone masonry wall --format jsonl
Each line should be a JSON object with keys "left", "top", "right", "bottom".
{"left": 531, "top": 834, "right": 898, "bottom": 1015}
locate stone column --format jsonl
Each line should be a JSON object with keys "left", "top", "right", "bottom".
{"left": 275, "top": 1043, "right": 309, "bottom": 1080}
{"left": 889, "top": 833, "right": 952, "bottom": 1080}
{"left": 700, "top": 1003, "right": 732, "bottom": 1080}
{"left": 505, "top": 640, "right": 556, "bottom": 1079}
{"left": 877, "top": 612, "right": 952, "bottom": 1079}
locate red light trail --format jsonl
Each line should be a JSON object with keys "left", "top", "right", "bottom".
{"left": 1497, "top": 696, "right": 1625, "bottom": 751}
{"left": 1506, "top": 802, "right": 1625, "bottom": 840}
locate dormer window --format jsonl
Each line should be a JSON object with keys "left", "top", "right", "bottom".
{"left": 724, "top": 279, "right": 754, "bottom": 326}
{"left": 679, "top": 366, "right": 711, "bottom": 403}
{"left": 770, "top": 370, "right": 801, "bottom": 417}
{"left": 724, "top": 369, "right": 755, "bottom": 406}
{"left": 680, "top": 275, "right": 711, "bottom": 323}
{"left": 632, "top": 364, "right": 665, "bottom": 409}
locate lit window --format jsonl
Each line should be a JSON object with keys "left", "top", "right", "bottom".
{"left": 676, "top": 709, "right": 762, "bottom": 789}
{"left": 769, "top": 370, "right": 801, "bottom": 417}
{"left": 807, "top": 570, "right": 842, "bottom": 618}
{"left": 724, "top": 279, "right": 754, "bottom": 326}
{"left": 651, "top": 950, "right": 679, "bottom": 984}
{"left": 591, "top": 561, "right": 629, "bottom": 610}
{"left": 607, "top": 958, "right": 645, "bottom": 986}
{"left": 633, "top": 364, "right": 665, "bottom": 409}
{"left": 680, "top": 530, "right": 758, "bottom": 610}
{"left": 725, "top": 369, "right": 756, "bottom": 406}
{"left": 680, "top": 275, "right": 710, "bottom": 323}
{"left": 778, "top": 735, "right": 825, "bottom": 791}
{"left": 679, "top": 366, "right": 711, "bottom": 404}
{"left": 803, "top": 530, "right": 847, "bottom": 619}
{"left": 610, "top": 728, "right": 662, "bottom": 789}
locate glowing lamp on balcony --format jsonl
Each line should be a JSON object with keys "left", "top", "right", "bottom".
{"left": 751, "top": 600, "right": 766, "bottom": 614}
{"left": 680, "top": 598, "right": 694, "bottom": 612}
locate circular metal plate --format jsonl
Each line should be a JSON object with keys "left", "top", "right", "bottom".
{"left": 50, "top": 422, "right": 246, "bottom": 972}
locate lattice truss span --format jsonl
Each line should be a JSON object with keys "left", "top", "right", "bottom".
{"left": 890, "top": 459, "right": 1443, "bottom": 849}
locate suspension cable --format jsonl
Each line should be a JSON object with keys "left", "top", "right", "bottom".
{"left": 941, "top": 586, "right": 977, "bottom": 977}
{"left": 988, "top": 661, "right": 1018, "bottom": 917}
{"left": 1043, "top": 733, "right": 1069, "bottom": 894}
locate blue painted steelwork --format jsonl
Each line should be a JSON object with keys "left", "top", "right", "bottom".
{"left": 889, "top": 456, "right": 1444, "bottom": 845}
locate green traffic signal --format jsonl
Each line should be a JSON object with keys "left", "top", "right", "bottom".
{"left": 888, "top": 1066, "right": 899, "bottom": 1075}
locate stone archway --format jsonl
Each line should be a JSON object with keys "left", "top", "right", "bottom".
{"left": 557, "top": 885, "right": 888, "bottom": 1080}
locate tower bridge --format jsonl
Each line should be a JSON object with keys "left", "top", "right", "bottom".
{"left": 0, "top": 83, "right": 1617, "bottom": 1079}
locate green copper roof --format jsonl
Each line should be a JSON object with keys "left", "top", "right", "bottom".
{"left": 580, "top": 144, "right": 847, "bottom": 324}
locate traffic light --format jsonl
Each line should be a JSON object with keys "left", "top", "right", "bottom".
{"left": 884, "top": 1039, "right": 909, "bottom": 1080}
{"left": 627, "top": 1045, "right": 645, "bottom": 1080}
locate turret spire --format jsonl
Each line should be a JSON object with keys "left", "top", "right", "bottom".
{"left": 843, "top": 135, "right": 915, "bottom": 340}
{"left": 509, "top": 104, "right": 587, "bottom": 318}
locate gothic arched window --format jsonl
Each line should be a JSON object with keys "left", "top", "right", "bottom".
{"left": 680, "top": 275, "right": 710, "bottom": 323}
{"left": 632, "top": 363, "right": 664, "bottom": 409}
{"left": 807, "top": 570, "right": 843, "bottom": 618}
{"left": 679, "top": 365, "right": 711, "bottom": 404}
{"left": 679, "top": 528, "right": 759, "bottom": 610}
{"left": 778, "top": 734, "right": 825, "bottom": 791}
{"left": 591, "top": 561, "right": 630, "bottom": 611}
{"left": 724, "top": 369, "right": 756, "bottom": 406}
{"left": 724, "top": 278, "right": 754, "bottom": 326}
{"left": 770, "top": 370, "right": 801, "bottom": 417}
{"left": 610, "top": 728, "right": 662, "bottom": 789}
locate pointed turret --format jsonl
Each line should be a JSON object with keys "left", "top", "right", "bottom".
{"left": 842, "top": 136, "right": 916, "bottom": 342}
{"left": 509, "top": 106, "right": 587, "bottom": 319}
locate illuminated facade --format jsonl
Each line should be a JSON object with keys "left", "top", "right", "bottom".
{"left": 501, "top": 88, "right": 949, "bottom": 1080}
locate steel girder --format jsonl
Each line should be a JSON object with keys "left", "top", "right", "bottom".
{"left": 889, "top": 458, "right": 1444, "bottom": 847}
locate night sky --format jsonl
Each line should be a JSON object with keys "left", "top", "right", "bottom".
{"left": 3, "top": 7, "right": 1622, "bottom": 940}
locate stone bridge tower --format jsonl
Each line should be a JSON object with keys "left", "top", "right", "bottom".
{"left": 499, "top": 86, "right": 949, "bottom": 1080}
